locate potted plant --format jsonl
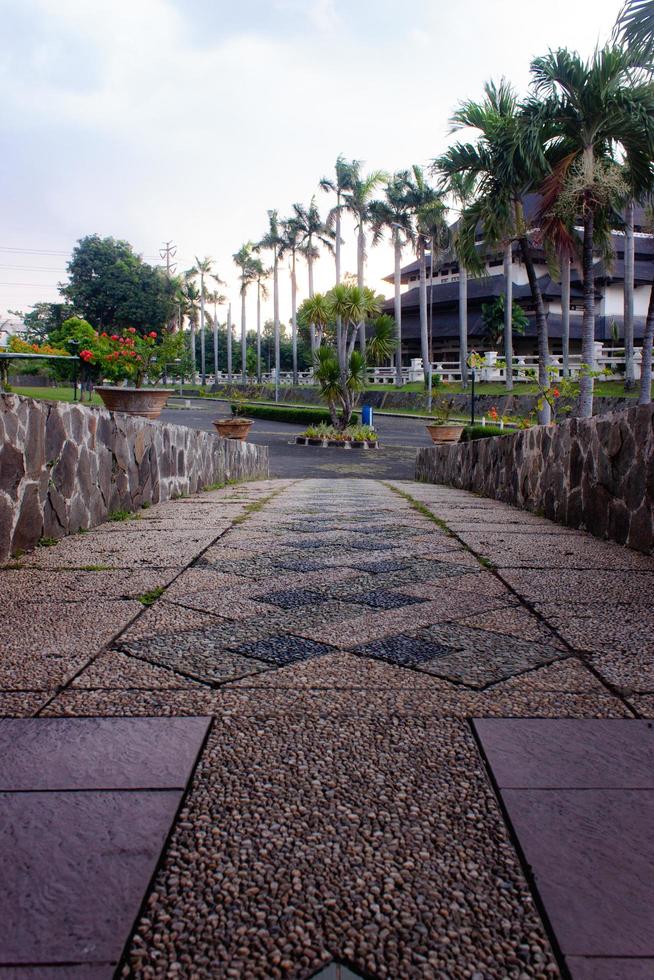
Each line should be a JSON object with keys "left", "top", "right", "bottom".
{"left": 425, "top": 397, "right": 464, "bottom": 444}
{"left": 212, "top": 392, "right": 254, "bottom": 441}
{"left": 82, "top": 327, "right": 184, "bottom": 420}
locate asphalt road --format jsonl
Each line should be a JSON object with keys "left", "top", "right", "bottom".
{"left": 159, "top": 399, "right": 434, "bottom": 479}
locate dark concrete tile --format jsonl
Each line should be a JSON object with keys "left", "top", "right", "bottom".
{"left": 566, "top": 957, "right": 654, "bottom": 979}
{"left": 501, "top": 788, "right": 654, "bottom": 956}
{"left": 0, "top": 790, "right": 182, "bottom": 964}
{"left": 0, "top": 966, "right": 114, "bottom": 978}
{"left": 474, "top": 720, "right": 654, "bottom": 789}
{"left": 236, "top": 635, "right": 336, "bottom": 666}
{"left": 0, "top": 717, "right": 211, "bottom": 791}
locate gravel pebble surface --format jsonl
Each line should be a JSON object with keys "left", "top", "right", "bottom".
{"left": 5, "top": 476, "right": 651, "bottom": 977}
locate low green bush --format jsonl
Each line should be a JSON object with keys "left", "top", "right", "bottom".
{"left": 302, "top": 422, "right": 376, "bottom": 441}
{"left": 461, "top": 424, "right": 511, "bottom": 441}
{"left": 231, "top": 403, "right": 360, "bottom": 425}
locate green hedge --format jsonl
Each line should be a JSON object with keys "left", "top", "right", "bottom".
{"left": 461, "top": 424, "right": 511, "bottom": 441}
{"left": 232, "top": 403, "right": 359, "bottom": 425}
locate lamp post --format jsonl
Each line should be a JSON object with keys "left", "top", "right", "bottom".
{"left": 467, "top": 349, "right": 479, "bottom": 426}
{"left": 68, "top": 339, "right": 80, "bottom": 401}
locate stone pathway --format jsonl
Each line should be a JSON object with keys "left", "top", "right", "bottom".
{"left": 1, "top": 478, "right": 653, "bottom": 978}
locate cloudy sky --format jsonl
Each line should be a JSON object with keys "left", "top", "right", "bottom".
{"left": 1, "top": 0, "right": 622, "bottom": 333}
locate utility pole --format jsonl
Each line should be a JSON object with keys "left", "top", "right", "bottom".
{"left": 159, "top": 241, "right": 177, "bottom": 277}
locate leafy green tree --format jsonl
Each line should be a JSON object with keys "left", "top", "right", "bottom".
{"left": 615, "top": 0, "right": 654, "bottom": 57}
{"left": 527, "top": 46, "right": 654, "bottom": 414}
{"left": 9, "top": 303, "right": 74, "bottom": 344}
{"left": 61, "top": 235, "right": 177, "bottom": 333}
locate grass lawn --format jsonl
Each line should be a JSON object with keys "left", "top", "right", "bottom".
{"left": 11, "top": 386, "right": 103, "bottom": 406}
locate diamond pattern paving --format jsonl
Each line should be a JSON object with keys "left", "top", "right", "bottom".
{"left": 4, "top": 476, "right": 648, "bottom": 979}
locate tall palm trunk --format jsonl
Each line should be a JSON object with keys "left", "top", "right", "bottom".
{"left": 519, "top": 236, "right": 550, "bottom": 425}
{"left": 579, "top": 208, "right": 596, "bottom": 418}
{"left": 504, "top": 242, "right": 513, "bottom": 391}
{"left": 394, "top": 231, "right": 402, "bottom": 385}
{"left": 256, "top": 281, "right": 262, "bottom": 383}
{"left": 200, "top": 272, "right": 206, "bottom": 386}
{"left": 638, "top": 277, "right": 653, "bottom": 405}
{"left": 458, "top": 261, "right": 468, "bottom": 388}
{"left": 213, "top": 305, "right": 219, "bottom": 382}
{"left": 428, "top": 240, "right": 435, "bottom": 411}
{"left": 273, "top": 250, "right": 280, "bottom": 402}
{"left": 504, "top": 243, "right": 514, "bottom": 391}
{"left": 226, "top": 303, "right": 232, "bottom": 383}
{"left": 418, "top": 238, "right": 430, "bottom": 405}
{"left": 624, "top": 200, "right": 635, "bottom": 390}
{"left": 190, "top": 318, "right": 197, "bottom": 384}
{"left": 357, "top": 222, "right": 366, "bottom": 357}
{"left": 241, "top": 286, "right": 247, "bottom": 383}
{"left": 561, "top": 256, "right": 571, "bottom": 377}
{"left": 335, "top": 193, "right": 343, "bottom": 379}
{"left": 308, "top": 252, "right": 316, "bottom": 355}
{"left": 291, "top": 250, "right": 298, "bottom": 384}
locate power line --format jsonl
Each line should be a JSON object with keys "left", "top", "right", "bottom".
{"left": 0, "top": 246, "right": 70, "bottom": 256}
{"left": 0, "top": 282, "right": 61, "bottom": 287}
{"left": 0, "top": 264, "right": 67, "bottom": 272}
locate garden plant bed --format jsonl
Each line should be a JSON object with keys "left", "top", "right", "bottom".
{"left": 294, "top": 435, "right": 379, "bottom": 449}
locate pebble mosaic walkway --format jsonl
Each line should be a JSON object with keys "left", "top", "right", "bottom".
{"left": 1, "top": 477, "right": 653, "bottom": 978}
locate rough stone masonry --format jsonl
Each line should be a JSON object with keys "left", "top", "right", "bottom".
{"left": 0, "top": 393, "right": 269, "bottom": 562}
{"left": 416, "top": 403, "right": 654, "bottom": 554}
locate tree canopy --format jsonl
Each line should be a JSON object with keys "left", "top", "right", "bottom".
{"left": 60, "top": 235, "right": 178, "bottom": 334}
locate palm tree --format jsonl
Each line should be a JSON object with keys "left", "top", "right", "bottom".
{"left": 280, "top": 217, "right": 302, "bottom": 384}
{"left": 370, "top": 172, "right": 414, "bottom": 385}
{"left": 187, "top": 257, "right": 214, "bottom": 385}
{"left": 320, "top": 155, "right": 357, "bottom": 286}
{"left": 233, "top": 243, "right": 257, "bottom": 384}
{"left": 436, "top": 81, "right": 553, "bottom": 419}
{"left": 179, "top": 275, "right": 201, "bottom": 383}
{"left": 293, "top": 197, "right": 335, "bottom": 354}
{"left": 257, "top": 211, "right": 285, "bottom": 398}
{"left": 340, "top": 165, "right": 387, "bottom": 356}
{"left": 404, "top": 166, "right": 448, "bottom": 409}
{"left": 226, "top": 302, "right": 233, "bottom": 382}
{"left": 528, "top": 46, "right": 654, "bottom": 416}
{"left": 445, "top": 172, "right": 476, "bottom": 390}
{"left": 249, "top": 258, "right": 270, "bottom": 382}
{"left": 298, "top": 285, "right": 394, "bottom": 427}
{"left": 206, "top": 288, "right": 227, "bottom": 379}
{"left": 615, "top": 0, "right": 654, "bottom": 55}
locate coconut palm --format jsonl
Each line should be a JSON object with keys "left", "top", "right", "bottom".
{"left": 257, "top": 211, "right": 285, "bottom": 398}
{"left": 280, "top": 217, "right": 303, "bottom": 383}
{"left": 436, "top": 80, "right": 554, "bottom": 418}
{"left": 404, "top": 165, "right": 448, "bottom": 409}
{"left": 293, "top": 197, "right": 336, "bottom": 354}
{"left": 232, "top": 243, "right": 258, "bottom": 384}
{"left": 340, "top": 165, "right": 387, "bottom": 356}
{"left": 527, "top": 46, "right": 654, "bottom": 416}
{"left": 370, "top": 173, "right": 415, "bottom": 385}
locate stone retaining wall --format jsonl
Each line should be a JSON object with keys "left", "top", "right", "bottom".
{"left": 415, "top": 403, "right": 654, "bottom": 554}
{"left": 0, "top": 394, "right": 269, "bottom": 561}
{"left": 208, "top": 382, "right": 638, "bottom": 419}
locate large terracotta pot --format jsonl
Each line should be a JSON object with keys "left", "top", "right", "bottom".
{"left": 426, "top": 422, "right": 464, "bottom": 445}
{"left": 95, "top": 386, "right": 170, "bottom": 420}
{"left": 212, "top": 417, "right": 253, "bottom": 441}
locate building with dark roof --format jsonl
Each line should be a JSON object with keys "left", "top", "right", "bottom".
{"left": 381, "top": 198, "right": 654, "bottom": 363}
